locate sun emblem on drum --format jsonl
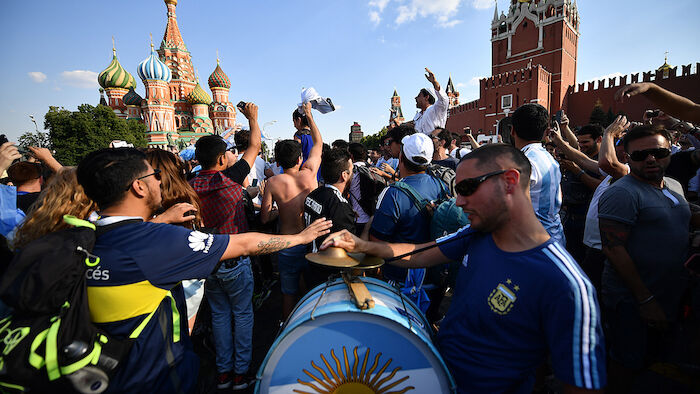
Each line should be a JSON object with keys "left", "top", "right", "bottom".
{"left": 293, "top": 346, "right": 414, "bottom": 394}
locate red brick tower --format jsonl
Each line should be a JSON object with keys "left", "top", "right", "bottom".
{"left": 491, "top": 0, "right": 579, "bottom": 113}
{"left": 390, "top": 89, "right": 405, "bottom": 124}
{"left": 158, "top": 0, "right": 196, "bottom": 128}
{"left": 446, "top": 76, "right": 460, "bottom": 108}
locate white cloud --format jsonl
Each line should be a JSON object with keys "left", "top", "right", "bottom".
{"left": 471, "top": 0, "right": 493, "bottom": 10}
{"left": 61, "top": 70, "right": 99, "bottom": 89}
{"left": 369, "top": 0, "right": 465, "bottom": 28}
{"left": 468, "top": 76, "right": 483, "bottom": 86}
{"left": 369, "top": 10, "right": 381, "bottom": 25}
{"left": 28, "top": 72, "right": 47, "bottom": 83}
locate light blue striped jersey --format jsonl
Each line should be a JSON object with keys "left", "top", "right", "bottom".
{"left": 522, "top": 143, "right": 565, "bottom": 245}
{"left": 436, "top": 226, "right": 605, "bottom": 392}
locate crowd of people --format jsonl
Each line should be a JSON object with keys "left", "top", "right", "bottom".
{"left": 1, "top": 73, "right": 699, "bottom": 394}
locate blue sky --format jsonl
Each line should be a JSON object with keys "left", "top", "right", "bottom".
{"left": 1, "top": 0, "right": 698, "bottom": 144}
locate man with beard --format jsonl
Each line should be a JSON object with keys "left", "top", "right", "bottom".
{"left": 303, "top": 148, "right": 356, "bottom": 287}
{"left": 76, "top": 147, "right": 332, "bottom": 394}
{"left": 598, "top": 125, "right": 690, "bottom": 393}
{"left": 320, "top": 144, "right": 605, "bottom": 393}
{"left": 413, "top": 68, "right": 449, "bottom": 135}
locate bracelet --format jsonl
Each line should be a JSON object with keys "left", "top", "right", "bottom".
{"left": 638, "top": 294, "right": 655, "bottom": 306}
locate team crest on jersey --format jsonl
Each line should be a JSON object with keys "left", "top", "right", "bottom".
{"left": 487, "top": 279, "right": 519, "bottom": 315}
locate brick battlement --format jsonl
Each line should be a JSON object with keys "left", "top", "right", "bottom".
{"left": 572, "top": 62, "right": 699, "bottom": 93}
{"left": 483, "top": 64, "right": 551, "bottom": 90}
{"left": 449, "top": 99, "right": 479, "bottom": 115}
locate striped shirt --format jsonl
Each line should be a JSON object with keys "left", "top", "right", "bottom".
{"left": 436, "top": 226, "right": 606, "bottom": 392}
{"left": 522, "top": 143, "right": 565, "bottom": 245}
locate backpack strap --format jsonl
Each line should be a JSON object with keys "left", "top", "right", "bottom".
{"left": 390, "top": 181, "right": 427, "bottom": 215}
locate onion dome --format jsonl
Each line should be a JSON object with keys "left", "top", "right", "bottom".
{"left": 137, "top": 44, "right": 172, "bottom": 83}
{"left": 98, "top": 47, "right": 136, "bottom": 89}
{"left": 187, "top": 82, "right": 212, "bottom": 105}
{"left": 208, "top": 60, "right": 231, "bottom": 89}
{"left": 122, "top": 88, "right": 143, "bottom": 106}
{"left": 165, "top": 0, "right": 177, "bottom": 5}
{"left": 657, "top": 55, "right": 673, "bottom": 73}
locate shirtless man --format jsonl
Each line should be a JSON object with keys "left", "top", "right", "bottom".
{"left": 261, "top": 102, "right": 323, "bottom": 318}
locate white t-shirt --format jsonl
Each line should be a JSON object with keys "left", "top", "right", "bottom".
{"left": 413, "top": 88, "right": 449, "bottom": 135}
{"left": 582, "top": 165, "right": 630, "bottom": 249}
{"left": 349, "top": 162, "right": 370, "bottom": 224}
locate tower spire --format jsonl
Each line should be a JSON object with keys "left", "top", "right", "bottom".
{"left": 493, "top": 0, "right": 499, "bottom": 22}
{"left": 161, "top": 0, "right": 188, "bottom": 51}
{"left": 112, "top": 36, "right": 116, "bottom": 57}
{"left": 149, "top": 33, "right": 154, "bottom": 51}
{"left": 216, "top": 49, "right": 220, "bottom": 65}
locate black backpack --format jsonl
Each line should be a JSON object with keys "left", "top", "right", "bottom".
{"left": 351, "top": 164, "right": 388, "bottom": 216}
{"left": 427, "top": 163, "right": 456, "bottom": 197}
{"left": 0, "top": 216, "right": 143, "bottom": 393}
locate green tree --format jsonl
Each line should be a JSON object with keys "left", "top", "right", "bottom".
{"left": 360, "top": 127, "right": 388, "bottom": 150}
{"left": 605, "top": 108, "right": 616, "bottom": 127}
{"left": 18, "top": 131, "right": 52, "bottom": 151}
{"left": 45, "top": 104, "right": 147, "bottom": 165}
{"left": 589, "top": 105, "right": 607, "bottom": 127}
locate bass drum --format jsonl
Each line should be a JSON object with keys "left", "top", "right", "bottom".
{"left": 255, "top": 277, "right": 456, "bottom": 393}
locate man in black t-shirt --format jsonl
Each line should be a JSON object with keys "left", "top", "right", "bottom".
{"left": 304, "top": 148, "right": 356, "bottom": 287}
{"left": 430, "top": 127, "right": 459, "bottom": 170}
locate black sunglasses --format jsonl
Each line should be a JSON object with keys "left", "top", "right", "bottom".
{"left": 454, "top": 169, "right": 507, "bottom": 197}
{"left": 627, "top": 148, "right": 671, "bottom": 162}
{"left": 126, "top": 169, "right": 162, "bottom": 190}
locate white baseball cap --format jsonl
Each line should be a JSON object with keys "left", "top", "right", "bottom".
{"left": 401, "top": 133, "right": 433, "bottom": 165}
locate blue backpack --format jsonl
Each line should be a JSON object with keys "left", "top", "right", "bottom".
{"left": 390, "top": 177, "right": 469, "bottom": 312}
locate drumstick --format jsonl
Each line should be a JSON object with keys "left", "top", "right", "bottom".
{"left": 385, "top": 230, "right": 471, "bottom": 262}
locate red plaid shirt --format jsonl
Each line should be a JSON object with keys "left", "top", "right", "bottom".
{"left": 189, "top": 170, "right": 248, "bottom": 235}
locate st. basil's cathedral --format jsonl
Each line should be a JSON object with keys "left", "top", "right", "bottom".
{"left": 97, "top": 0, "right": 235, "bottom": 147}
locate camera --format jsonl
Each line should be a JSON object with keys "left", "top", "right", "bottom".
{"left": 645, "top": 109, "right": 660, "bottom": 118}
{"left": 0, "top": 134, "right": 8, "bottom": 146}
{"left": 237, "top": 101, "right": 247, "bottom": 112}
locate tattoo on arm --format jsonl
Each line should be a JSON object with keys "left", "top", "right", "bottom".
{"left": 599, "top": 219, "right": 631, "bottom": 249}
{"left": 256, "top": 237, "right": 291, "bottom": 254}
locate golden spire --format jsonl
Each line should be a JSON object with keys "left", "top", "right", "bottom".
{"left": 216, "top": 49, "right": 220, "bottom": 65}
{"left": 112, "top": 36, "right": 116, "bottom": 56}
{"left": 149, "top": 33, "right": 154, "bottom": 50}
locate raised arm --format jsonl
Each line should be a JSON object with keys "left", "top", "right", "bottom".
{"left": 0, "top": 142, "right": 21, "bottom": 175}
{"left": 238, "top": 103, "right": 262, "bottom": 169}
{"left": 549, "top": 122, "right": 599, "bottom": 173}
{"left": 320, "top": 229, "right": 451, "bottom": 268}
{"left": 222, "top": 218, "right": 332, "bottom": 259}
{"left": 559, "top": 113, "right": 580, "bottom": 150}
{"left": 300, "top": 102, "right": 323, "bottom": 175}
{"left": 616, "top": 82, "right": 700, "bottom": 124}
{"left": 598, "top": 116, "right": 629, "bottom": 179}
{"left": 426, "top": 68, "right": 449, "bottom": 114}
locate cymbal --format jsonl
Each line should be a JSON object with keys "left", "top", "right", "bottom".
{"left": 306, "top": 247, "right": 359, "bottom": 268}
{"left": 348, "top": 253, "right": 384, "bottom": 270}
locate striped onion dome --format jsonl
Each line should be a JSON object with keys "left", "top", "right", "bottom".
{"left": 98, "top": 49, "right": 136, "bottom": 89}
{"left": 122, "top": 88, "right": 143, "bottom": 106}
{"left": 137, "top": 45, "right": 172, "bottom": 83}
{"left": 186, "top": 82, "right": 212, "bottom": 105}
{"left": 208, "top": 62, "right": 231, "bottom": 89}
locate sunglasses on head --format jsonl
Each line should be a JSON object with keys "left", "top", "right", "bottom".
{"left": 454, "top": 169, "right": 507, "bottom": 197}
{"left": 627, "top": 148, "right": 671, "bottom": 162}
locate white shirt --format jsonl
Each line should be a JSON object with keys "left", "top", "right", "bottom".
{"left": 349, "top": 162, "right": 370, "bottom": 224}
{"left": 413, "top": 88, "right": 449, "bottom": 135}
{"left": 521, "top": 143, "right": 564, "bottom": 245}
{"left": 582, "top": 165, "right": 630, "bottom": 249}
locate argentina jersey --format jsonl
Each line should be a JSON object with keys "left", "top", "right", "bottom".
{"left": 522, "top": 143, "right": 565, "bottom": 245}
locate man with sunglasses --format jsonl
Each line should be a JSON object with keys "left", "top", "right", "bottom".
{"left": 76, "top": 147, "right": 332, "bottom": 393}
{"left": 598, "top": 125, "right": 690, "bottom": 392}
{"left": 322, "top": 143, "right": 605, "bottom": 393}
